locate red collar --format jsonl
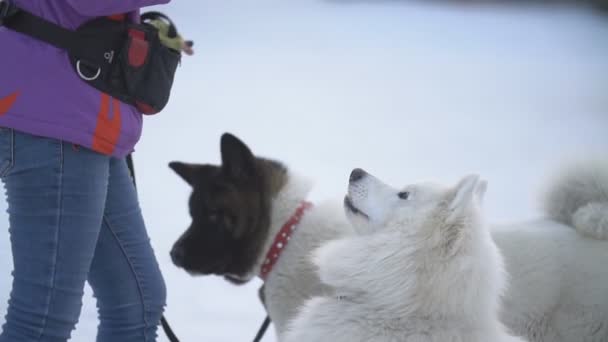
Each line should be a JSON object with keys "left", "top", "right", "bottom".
{"left": 260, "top": 201, "right": 313, "bottom": 280}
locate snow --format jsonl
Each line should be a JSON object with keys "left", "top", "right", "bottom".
{"left": 1, "top": 1, "right": 607, "bottom": 341}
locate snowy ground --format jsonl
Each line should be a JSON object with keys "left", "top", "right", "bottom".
{"left": 1, "top": 1, "right": 607, "bottom": 341}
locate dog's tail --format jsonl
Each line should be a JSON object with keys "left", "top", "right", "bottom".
{"left": 543, "top": 159, "right": 608, "bottom": 240}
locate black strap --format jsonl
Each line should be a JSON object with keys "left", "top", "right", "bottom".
{"left": 2, "top": 4, "right": 125, "bottom": 68}
{"left": 3, "top": 11, "right": 73, "bottom": 50}
{"left": 161, "top": 315, "right": 180, "bottom": 342}
{"left": 252, "top": 316, "right": 271, "bottom": 342}
{"left": 3, "top": 8, "right": 82, "bottom": 53}
{"left": 0, "top": 0, "right": 17, "bottom": 25}
{"left": 126, "top": 153, "right": 137, "bottom": 188}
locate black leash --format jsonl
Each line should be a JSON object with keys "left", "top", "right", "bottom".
{"left": 253, "top": 315, "right": 271, "bottom": 342}
{"left": 126, "top": 153, "right": 179, "bottom": 342}
{"left": 161, "top": 315, "right": 180, "bottom": 342}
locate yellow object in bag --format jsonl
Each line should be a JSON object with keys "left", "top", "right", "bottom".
{"left": 141, "top": 12, "right": 194, "bottom": 55}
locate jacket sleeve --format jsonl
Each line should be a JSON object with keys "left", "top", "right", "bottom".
{"left": 65, "top": 0, "right": 171, "bottom": 17}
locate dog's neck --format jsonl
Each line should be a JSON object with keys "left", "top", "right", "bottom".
{"left": 256, "top": 171, "right": 313, "bottom": 280}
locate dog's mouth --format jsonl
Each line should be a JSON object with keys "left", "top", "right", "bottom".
{"left": 185, "top": 269, "right": 207, "bottom": 276}
{"left": 183, "top": 268, "right": 252, "bottom": 285}
{"left": 224, "top": 273, "right": 253, "bottom": 285}
{"left": 183, "top": 270, "right": 249, "bottom": 285}
{"left": 179, "top": 261, "right": 229, "bottom": 277}
{"left": 344, "top": 196, "right": 369, "bottom": 219}
{"left": 184, "top": 267, "right": 219, "bottom": 277}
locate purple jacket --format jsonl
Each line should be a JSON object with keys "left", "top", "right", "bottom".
{"left": 0, "top": 0, "right": 170, "bottom": 157}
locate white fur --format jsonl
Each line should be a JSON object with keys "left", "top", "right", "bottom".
{"left": 494, "top": 220, "right": 608, "bottom": 342}
{"left": 284, "top": 174, "right": 527, "bottom": 342}
{"left": 543, "top": 159, "right": 608, "bottom": 240}
{"left": 269, "top": 163, "right": 608, "bottom": 342}
{"left": 257, "top": 172, "right": 355, "bottom": 338}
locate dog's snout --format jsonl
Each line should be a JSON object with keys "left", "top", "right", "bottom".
{"left": 170, "top": 247, "right": 185, "bottom": 266}
{"left": 350, "top": 168, "right": 367, "bottom": 183}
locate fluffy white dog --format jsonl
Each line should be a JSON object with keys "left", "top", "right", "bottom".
{"left": 285, "top": 170, "right": 527, "bottom": 342}
{"left": 496, "top": 159, "right": 608, "bottom": 342}
{"left": 285, "top": 161, "right": 608, "bottom": 342}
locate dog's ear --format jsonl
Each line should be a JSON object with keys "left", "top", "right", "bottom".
{"left": 169, "top": 162, "right": 202, "bottom": 186}
{"left": 475, "top": 179, "right": 488, "bottom": 205}
{"left": 220, "top": 133, "right": 256, "bottom": 180}
{"left": 447, "top": 174, "right": 480, "bottom": 223}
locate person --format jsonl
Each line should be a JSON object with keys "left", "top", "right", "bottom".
{"left": 0, "top": 1, "right": 175, "bottom": 341}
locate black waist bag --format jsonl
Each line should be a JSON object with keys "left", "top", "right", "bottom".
{"left": 1, "top": 3, "right": 180, "bottom": 114}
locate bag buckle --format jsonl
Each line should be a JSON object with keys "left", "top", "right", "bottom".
{"left": 0, "top": 0, "right": 18, "bottom": 26}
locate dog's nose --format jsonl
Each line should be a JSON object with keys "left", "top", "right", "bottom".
{"left": 350, "top": 168, "right": 367, "bottom": 183}
{"left": 170, "top": 247, "right": 185, "bottom": 266}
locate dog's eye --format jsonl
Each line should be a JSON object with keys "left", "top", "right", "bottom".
{"left": 398, "top": 191, "right": 410, "bottom": 200}
{"left": 208, "top": 211, "right": 219, "bottom": 223}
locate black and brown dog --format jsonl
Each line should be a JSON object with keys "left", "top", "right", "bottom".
{"left": 168, "top": 133, "right": 353, "bottom": 336}
{"left": 169, "top": 133, "right": 287, "bottom": 284}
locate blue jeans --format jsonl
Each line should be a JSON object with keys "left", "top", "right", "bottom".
{"left": 0, "top": 129, "right": 166, "bottom": 342}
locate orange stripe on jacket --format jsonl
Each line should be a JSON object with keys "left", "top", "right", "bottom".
{"left": 91, "top": 94, "right": 122, "bottom": 155}
{"left": 0, "top": 92, "right": 19, "bottom": 116}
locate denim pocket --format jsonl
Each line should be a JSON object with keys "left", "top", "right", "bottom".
{"left": 0, "top": 127, "right": 14, "bottom": 177}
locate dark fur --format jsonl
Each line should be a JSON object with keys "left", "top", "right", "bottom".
{"left": 169, "top": 133, "right": 287, "bottom": 284}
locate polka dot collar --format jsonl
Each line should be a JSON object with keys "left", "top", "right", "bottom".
{"left": 259, "top": 201, "right": 313, "bottom": 280}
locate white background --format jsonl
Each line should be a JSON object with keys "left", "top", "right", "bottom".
{"left": 1, "top": 1, "right": 607, "bottom": 341}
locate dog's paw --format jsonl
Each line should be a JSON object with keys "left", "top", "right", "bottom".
{"left": 312, "top": 238, "right": 360, "bottom": 288}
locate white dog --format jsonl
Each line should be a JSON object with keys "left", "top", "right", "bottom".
{"left": 497, "top": 159, "right": 608, "bottom": 342}
{"left": 285, "top": 162, "right": 608, "bottom": 342}
{"left": 542, "top": 159, "right": 608, "bottom": 240}
{"left": 284, "top": 171, "right": 527, "bottom": 342}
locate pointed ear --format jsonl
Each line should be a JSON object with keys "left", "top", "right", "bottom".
{"left": 475, "top": 179, "right": 488, "bottom": 205}
{"left": 169, "top": 161, "right": 201, "bottom": 186}
{"left": 220, "top": 133, "right": 256, "bottom": 180}
{"left": 447, "top": 175, "right": 480, "bottom": 223}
